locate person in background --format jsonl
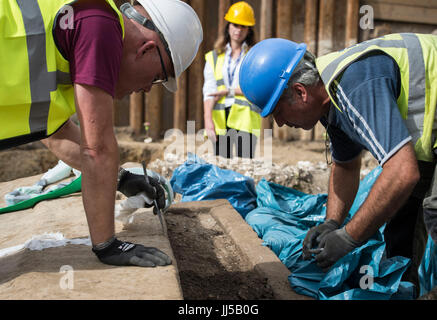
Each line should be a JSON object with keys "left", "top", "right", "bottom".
{"left": 203, "top": 1, "right": 261, "bottom": 159}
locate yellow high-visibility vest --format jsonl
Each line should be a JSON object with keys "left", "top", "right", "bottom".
{"left": 316, "top": 33, "right": 437, "bottom": 162}
{"left": 205, "top": 49, "right": 261, "bottom": 137}
{"left": 0, "top": 0, "right": 124, "bottom": 148}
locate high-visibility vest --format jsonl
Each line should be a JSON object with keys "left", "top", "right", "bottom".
{"left": 0, "top": 0, "right": 124, "bottom": 148}
{"left": 205, "top": 49, "right": 261, "bottom": 137}
{"left": 316, "top": 33, "right": 437, "bottom": 162}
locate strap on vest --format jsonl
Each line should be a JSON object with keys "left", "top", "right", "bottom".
{"left": 320, "top": 38, "right": 404, "bottom": 83}
{"left": 16, "top": 0, "right": 72, "bottom": 135}
{"left": 211, "top": 50, "right": 226, "bottom": 87}
{"left": 212, "top": 50, "right": 218, "bottom": 69}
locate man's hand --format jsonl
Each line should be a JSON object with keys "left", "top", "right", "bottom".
{"left": 205, "top": 118, "right": 217, "bottom": 143}
{"left": 117, "top": 169, "right": 166, "bottom": 210}
{"left": 208, "top": 89, "right": 229, "bottom": 103}
{"left": 312, "top": 226, "right": 362, "bottom": 272}
{"left": 92, "top": 237, "right": 172, "bottom": 267}
{"left": 302, "top": 219, "right": 340, "bottom": 260}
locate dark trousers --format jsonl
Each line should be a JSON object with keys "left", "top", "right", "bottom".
{"left": 214, "top": 108, "right": 257, "bottom": 159}
{"left": 383, "top": 160, "right": 435, "bottom": 296}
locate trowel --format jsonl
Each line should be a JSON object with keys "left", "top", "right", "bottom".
{"left": 141, "top": 160, "right": 168, "bottom": 237}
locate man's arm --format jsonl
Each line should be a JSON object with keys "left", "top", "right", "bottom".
{"left": 325, "top": 155, "right": 362, "bottom": 225}
{"left": 345, "top": 142, "right": 420, "bottom": 242}
{"left": 204, "top": 98, "right": 217, "bottom": 142}
{"left": 311, "top": 143, "right": 420, "bottom": 271}
{"left": 74, "top": 83, "right": 119, "bottom": 245}
{"left": 41, "top": 119, "right": 82, "bottom": 170}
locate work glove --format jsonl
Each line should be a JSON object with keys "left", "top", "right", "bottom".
{"left": 302, "top": 219, "right": 340, "bottom": 260}
{"left": 117, "top": 168, "right": 166, "bottom": 211}
{"left": 312, "top": 226, "right": 363, "bottom": 272}
{"left": 92, "top": 236, "right": 172, "bottom": 267}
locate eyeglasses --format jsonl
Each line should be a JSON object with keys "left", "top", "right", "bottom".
{"left": 121, "top": 3, "right": 170, "bottom": 86}
{"left": 121, "top": 3, "right": 172, "bottom": 60}
{"left": 152, "top": 46, "right": 168, "bottom": 85}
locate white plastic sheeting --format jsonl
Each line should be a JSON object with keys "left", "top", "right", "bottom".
{"left": 0, "top": 232, "right": 91, "bottom": 258}
{"left": 4, "top": 160, "right": 80, "bottom": 206}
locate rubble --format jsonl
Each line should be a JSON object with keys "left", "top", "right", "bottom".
{"left": 148, "top": 152, "right": 331, "bottom": 195}
{"left": 148, "top": 149, "right": 378, "bottom": 196}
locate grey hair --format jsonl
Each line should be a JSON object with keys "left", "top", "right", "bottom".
{"left": 282, "top": 51, "right": 320, "bottom": 104}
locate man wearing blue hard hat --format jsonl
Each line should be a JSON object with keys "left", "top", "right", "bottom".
{"left": 239, "top": 34, "right": 437, "bottom": 297}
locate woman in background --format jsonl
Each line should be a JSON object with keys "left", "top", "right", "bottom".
{"left": 203, "top": 1, "right": 260, "bottom": 159}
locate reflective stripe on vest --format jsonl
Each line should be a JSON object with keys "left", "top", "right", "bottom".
{"left": 210, "top": 50, "right": 226, "bottom": 87}
{"left": 16, "top": 0, "right": 72, "bottom": 134}
{"left": 214, "top": 99, "right": 261, "bottom": 113}
{"left": 205, "top": 49, "right": 261, "bottom": 136}
{"left": 316, "top": 33, "right": 437, "bottom": 162}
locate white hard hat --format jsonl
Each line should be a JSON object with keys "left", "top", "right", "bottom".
{"left": 136, "top": 0, "right": 203, "bottom": 92}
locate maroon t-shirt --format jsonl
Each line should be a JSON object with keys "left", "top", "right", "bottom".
{"left": 54, "top": 0, "right": 123, "bottom": 98}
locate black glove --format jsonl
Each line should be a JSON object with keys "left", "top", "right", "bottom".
{"left": 302, "top": 219, "right": 340, "bottom": 260}
{"left": 117, "top": 168, "right": 166, "bottom": 210}
{"left": 92, "top": 236, "right": 172, "bottom": 267}
{"left": 313, "top": 227, "right": 362, "bottom": 272}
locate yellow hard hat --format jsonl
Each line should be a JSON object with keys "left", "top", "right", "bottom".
{"left": 224, "top": 1, "right": 256, "bottom": 27}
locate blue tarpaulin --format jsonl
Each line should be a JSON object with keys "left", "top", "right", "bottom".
{"left": 419, "top": 236, "right": 437, "bottom": 296}
{"left": 170, "top": 154, "right": 257, "bottom": 218}
{"left": 246, "top": 166, "right": 437, "bottom": 299}
{"left": 170, "top": 156, "right": 437, "bottom": 299}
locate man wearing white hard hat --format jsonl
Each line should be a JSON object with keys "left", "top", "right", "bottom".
{"left": 0, "top": 0, "right": 202, "bottom": 267}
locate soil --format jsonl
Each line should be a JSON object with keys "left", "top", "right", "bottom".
{"left": 166, "top": 209, "right": 275, "bottom": 300}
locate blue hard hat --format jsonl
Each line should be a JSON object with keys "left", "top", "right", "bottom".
{"left": 239, "top": 38, "right": 307, "bottom": 117}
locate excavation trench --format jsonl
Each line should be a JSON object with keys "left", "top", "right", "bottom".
{"left": 165, "top": 205, "right": 275, "bottom": 300}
